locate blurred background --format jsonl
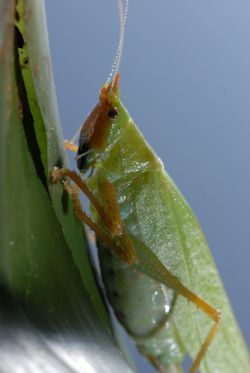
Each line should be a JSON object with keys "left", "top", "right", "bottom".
{"left": 45, "top": 0, "right": 250, "bottom": 370}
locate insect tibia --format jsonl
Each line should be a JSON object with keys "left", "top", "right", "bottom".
{"left": 96, "top": 176, "right": 137, "bottom": 263}
{"left": 51, "top": 167, "right": 135, "bottom": 265}
{"left": 179, "top": 288, "right": 221, "bottom": 373}
{"left": 98, "top": 180, "right": 123, "bottom": 236}
{"left": 189, "top": 321, "right": 220, "bottom": 373}
{"left": 62, "top": 181, "right": 79, "bottom": 198}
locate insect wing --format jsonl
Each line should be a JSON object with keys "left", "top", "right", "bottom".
{"left": 90, "top": 96, "right": 249, "bottom": 372}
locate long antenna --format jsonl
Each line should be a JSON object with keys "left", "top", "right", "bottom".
{"left": 107, "top": 0, "right": 128, "bottom": 84}
{"left": 68, "top": 1, "right": 128, "bottom": 145}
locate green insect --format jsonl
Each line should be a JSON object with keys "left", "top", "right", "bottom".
{"left": 52, "top": 1, "right": 249, "bottom": 372}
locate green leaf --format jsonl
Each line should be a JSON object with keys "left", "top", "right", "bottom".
{"left": 0, "top": 1, "right": 132, "bottom": 371}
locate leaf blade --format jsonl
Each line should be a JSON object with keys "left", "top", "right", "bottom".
{"left": 0, "top": 1, "right": 133, "bottom": 371}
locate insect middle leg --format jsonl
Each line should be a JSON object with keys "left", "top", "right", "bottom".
{"left": 51, "top": 167, "right": 136, "bottom": 265}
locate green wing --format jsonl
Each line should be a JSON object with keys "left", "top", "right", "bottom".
{"left": 91, "top": 96, "right": 250, "bottom": 372}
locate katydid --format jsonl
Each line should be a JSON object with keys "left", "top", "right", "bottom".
{"left": 51, "top": 1, "right": 249, "bottom": 371}
{"left": 52, "top": 74, "right": 249, "bottom": 372}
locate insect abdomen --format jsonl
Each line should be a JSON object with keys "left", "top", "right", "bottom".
{"left": 98, "top": 243, "right": 184, "bottom": 371}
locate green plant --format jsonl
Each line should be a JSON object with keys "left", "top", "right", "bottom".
{"left": 0, "top": 1, "right": 132, "bottom": 371}
{"left": 1, "top": 2, "right": 249, "bottom": 373}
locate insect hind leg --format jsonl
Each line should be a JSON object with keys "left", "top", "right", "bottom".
{"left": 172, "top": 280, "right": 221, "bottom": 372}
{"left": 190, "top": 319, "right": 220, "bottom": 373}
{"left": 163, "top": 272, "right": 221, "bottom": 372}
{"left": 134, "top": 244, "right": 221, "bottom": 373}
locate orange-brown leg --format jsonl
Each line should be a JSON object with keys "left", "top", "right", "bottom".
{"left": 170, "top": 278, "right": 220, "bottom": 373}
{"left": 179, "top": 284, "right": 220, "bottom": 373}
{"left": 150, "top": 259, "right": 221, "bottom": 372}
{"left": 51, "top": 167, "right": 136, "bottom": 264}
{"left": 97, "top": 180, "right": 123, "bottom": 236}
{"left": 190, "top": 321, "right": 220, "bottom": 373}
{"left": 52, "top": 167, "right": 113, "bottom": 230}
{"left": 96, "top": 179, "right": 137, "bottom": 264}
{"left": 52, "top": 167, "right": 219, "bottom": 371}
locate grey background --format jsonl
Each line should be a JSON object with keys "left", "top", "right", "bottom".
{"left": 45, "top": 0, "right": 250, "bottom": 370}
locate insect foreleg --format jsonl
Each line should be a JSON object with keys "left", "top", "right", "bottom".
{"left": 52, "top": 168, "right": 113, "bottom": 228}
{"left": 51, "top": 167, "right": 135, "bottom": 264}
{"left": 52, "top": 168, "right": 136, "bottom": 263}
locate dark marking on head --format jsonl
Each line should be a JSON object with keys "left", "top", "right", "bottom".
{"left": 108, "top": 107, "right": 118, "bottom": 119}
{"left": 77, "top": 133, "right": 89, "bottom": 170}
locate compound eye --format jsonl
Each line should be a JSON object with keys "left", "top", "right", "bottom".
{"left": 108, "top": 107, "right": 118, "bottom": 119}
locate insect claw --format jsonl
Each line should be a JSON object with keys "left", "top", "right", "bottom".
{"left": 62, "top": 180, "right": 78, "bottom": 197}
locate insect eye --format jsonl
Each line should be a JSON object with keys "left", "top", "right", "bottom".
{"left": 108, "top": 108, "right": 118, "bottom": 119}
